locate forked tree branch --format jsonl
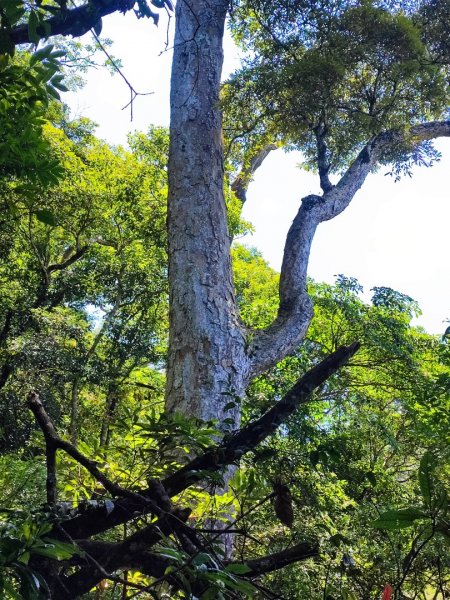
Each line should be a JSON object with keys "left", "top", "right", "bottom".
{"left": 163, "top": 341, "right": 360, "bottom": 496}
{"left": 55, "top": 536, "right": 317, "bottom": 598}
{"left": 29, "top": 344, "right": 358, "bottom": 597}
{"left": 231, "top": 143, "right": 278, "bottom": 203}
{"left": 28, "top": 392, "right": 161, "bottom": 514}
{"left": 47, "top": 244, "right": 91, "bottom": 273}
{"left": 248, "top": 119, "right": 450, "bottom": 378}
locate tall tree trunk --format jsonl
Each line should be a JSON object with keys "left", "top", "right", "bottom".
{"left": 166, "top": 0, "right": 249, "bottom": 424}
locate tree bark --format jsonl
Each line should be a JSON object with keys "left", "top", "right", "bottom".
{"left": 166, "top": 0, "right": 249, "bottom": 423}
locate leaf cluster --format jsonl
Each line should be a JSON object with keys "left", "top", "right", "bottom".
{"left": 225, "top": 0, "right": 450, "bottom": 174}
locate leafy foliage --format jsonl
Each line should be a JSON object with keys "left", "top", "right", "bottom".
{"left": 232, "top": 250, "right": 450, "bottom": 598}
{"left": 225, "top": 0, "right": 450, "bottom": 175}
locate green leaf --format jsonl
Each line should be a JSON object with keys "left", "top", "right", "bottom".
{"left": 225, "top": 563, "right": 252, "bottom": 575}
{"left": 418, "top": 451, "right": 436, "bottom": 507}
{"left": 50, "top": 75, "right": 69, "bottom": 92}
{"left": 30, "top": 45, "right": 54, "bottom": 66}
{"left": 46, "top": 85, "right": 60, "bottom": 101}
{"left": 32, "top": 539, "right": 81, "bottom": 560}
{"left": 35, "top": 209, "right": 57, "bottom": 226}
{"left": 373, "top": 508, "right": 428, "bottom": 530}
{"left": 201, "top": 589, "right": 223, "bottom": 600}
{"left": 28, "top": 11, "right": 40, "bottom": 44}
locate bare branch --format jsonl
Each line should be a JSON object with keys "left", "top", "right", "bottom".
{"left": 242, "top": 540, "right": 318, "bottom": 576}
{"left": 231, "top": 143, "right": 278, "bottom": 203}
{"left": 47, "top": 245, "right": 90, "bottom": 273}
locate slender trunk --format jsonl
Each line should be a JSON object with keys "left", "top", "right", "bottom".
{"left": 69, "top": 294, "right": 122, "bottom": 444}
{"left": 166, "top": 0, "right": 249, "bottom": 424}
{"left": 69, "top": 379, "right": 80, "bottom": 445}
{"left": 99, "top": 387, "right": 119, "bottom": 448}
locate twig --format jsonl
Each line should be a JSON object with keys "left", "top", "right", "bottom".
{"left": 90, "top": 30, "right": 154, "bottom": 121}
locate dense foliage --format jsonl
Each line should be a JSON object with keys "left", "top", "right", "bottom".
{"left": 224, "top": 0, "right": 450, "bottom": 179}
{"left": 233, "top": 250, "right": 450, "bottom": 599}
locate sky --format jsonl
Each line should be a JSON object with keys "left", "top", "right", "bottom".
{"left": 67, "top": 12, "right": 450, "bottom": 334}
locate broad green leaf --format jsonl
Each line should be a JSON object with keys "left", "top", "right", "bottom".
{"left": 225, "top": 563, "right": 252, "bottom": 575}
{"left": 28, "top": 11, "right": 40, "bottom": 44}
{"left": 30, "top": 45, "right": 54, "bottom": 66}
{"left": 32, "top": 539, "right": 80, "bottom": 560}
{"left": 418, "top": 451, "right": 436, "bottom": 507}
{"left": 35, "top": 209, "right": 57, "bottom": 226}
{"left": 373, "top": 508, "right": 428, "bottom": 530}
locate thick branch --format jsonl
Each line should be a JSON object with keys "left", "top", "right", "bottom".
{"left": 248, "top": 120, "right": 450, "bottom": 377}
{"left": 9, "top": 0, "right": 157, "bottom": 46}
{"left": 231, "top": 143, "right": 278, "bottom": 203}
{"left": 54, "top": 512, "right": 192, "bottom": 599}
{"left": 47, "top": 245, "right": 90, "bottom": 273}
{"left": 46, "top": 343, "right": 359, "bottom": 542}
{"left": 48, "top": 236, "right": 116, "bottom": 274}
{"left": 315, "top": 124, "right": 333, "bottom": 193}
{"left": 57, "top": 537, "right": 317, "bottom": 598}
{"left": 163, "top": 342, "right": 360, "bottom": 496}
{"left": 54, "top": 544, "right": 170, "bottom": 599}
{"left": 242, "top": 540, "right": 318, "bottom": 576}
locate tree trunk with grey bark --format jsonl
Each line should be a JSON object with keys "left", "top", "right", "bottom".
{"left": 166, "top": 0, "right": 249, "bottom": 425}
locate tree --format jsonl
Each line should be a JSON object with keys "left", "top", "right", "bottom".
{"left": 0, "top": 116, "right": 168, "bottom": 449}
{"left": 1, "top": 0, "right": 450, "bottom": 598}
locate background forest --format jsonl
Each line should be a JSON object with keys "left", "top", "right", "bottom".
{"left": 0, "top": 0, "right": 449, "bottom": 598}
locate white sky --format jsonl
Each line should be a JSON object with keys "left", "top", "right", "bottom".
{"left": 66, "top": 12, "right": 450, "bottom": 334}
